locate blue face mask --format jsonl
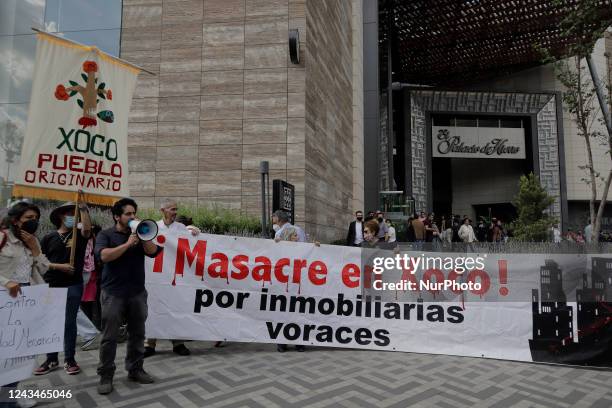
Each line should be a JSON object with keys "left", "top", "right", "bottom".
{"left": 64, "top": 215, "right": 75, "bottom": 228}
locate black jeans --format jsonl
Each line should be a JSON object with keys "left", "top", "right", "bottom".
{"left": 48, "top": 283, "right": 83, "bottom": 362}
{"left": 97, "top": 290, "right": 148, "bottom": 378}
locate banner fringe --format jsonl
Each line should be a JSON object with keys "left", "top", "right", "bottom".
{"left": 11, "top": 185, "right": 118, "bottom": 207}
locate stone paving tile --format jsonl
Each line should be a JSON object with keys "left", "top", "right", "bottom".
{"left": 18, "top": 342, "right": 612, "bottom": 407}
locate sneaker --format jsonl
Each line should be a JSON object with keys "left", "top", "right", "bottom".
{"left": 97, "top": 376, "right": 113, "bottom": 395}
{"left": 81, "top": 335, "right": 100, "bottom": 351}
{"left": 64, "top": 360, "right": 81, "bottom": 375}
{"left": 33, "top": 359, "right": 59, "bottom": 375}
{"left": 128, "top": 369, "right": 154, "bottom": 384}
{"left": 144, "top": 346, "right": 156, "bottom": 358}
{"left": 172, "top": 344, "right": 190, "bottom": 356}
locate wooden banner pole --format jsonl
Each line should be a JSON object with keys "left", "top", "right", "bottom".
{"left": 69, "top": 191, "right": 81, "bottom": 267}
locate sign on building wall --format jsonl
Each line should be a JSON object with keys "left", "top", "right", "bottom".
{"left": 432, "top": 126, "right": 526, "bottom": 159}
{"left": 12, "top": 31, "right": 140, "bottom": 205}
{"left": 273, "top": 179, "right": 295, "bottom": 224}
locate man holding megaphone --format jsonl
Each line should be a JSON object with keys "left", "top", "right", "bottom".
{"left": 94, "top": 198, "right": 162, "bottom": 395}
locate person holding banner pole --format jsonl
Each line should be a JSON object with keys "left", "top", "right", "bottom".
{"left": 0, "top": 202, "right": 48, "bottom": 408}
{"left": 35, "top": 200, "right": 91, "bottom": 376}
{"left": 94, "top": 198, "right": 161, "bottom": 395}
{"left": 144, "top": 199, "right": 199, "bottom": 358}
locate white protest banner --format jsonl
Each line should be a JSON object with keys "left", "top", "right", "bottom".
{"left": 12, "top": 31, "right": 140, "bottom": 205}
{"left": 0, "top": 356, "right": 36, "bottom": 386}
{"left": 0, "top": 285, "right": 67, "bottom": 359}
{"left": 145, "top": 232, "right": 612, "bottom": 366}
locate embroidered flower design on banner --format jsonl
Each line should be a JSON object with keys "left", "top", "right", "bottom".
{"left": 54, "top": 60, "right": 114, "bottom": 129}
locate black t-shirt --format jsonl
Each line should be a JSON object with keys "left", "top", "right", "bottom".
{"left": 94, "top": 226, "right": 161, "bottom": 297}
{"left": 41, "top": 230, "right": 88, "bottom": 287}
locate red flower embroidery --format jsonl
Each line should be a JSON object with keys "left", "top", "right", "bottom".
{"left": 107, "top": 89, "right": 112, "bottom": 100}
{"left": 55, "top": 84, "right": 69, "bottom": 101}
{"left": 82, "top": 61, "right": 98, "bottom": 73}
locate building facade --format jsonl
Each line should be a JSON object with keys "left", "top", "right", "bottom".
{"left": 3, "top": 0, "right": 612, "bottom": 241}
{"left": 122, "top": 0, "right": 363, "bottom": 242}
{"left": 1, "top": 0, "right": 364, "bottom": 242}
{"left": 365, "top": 1, "right": 612, "bottom": 232}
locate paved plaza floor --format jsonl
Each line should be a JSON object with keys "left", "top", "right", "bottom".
{"left": 20, "top": 341, "right": 612, "bottom": 408}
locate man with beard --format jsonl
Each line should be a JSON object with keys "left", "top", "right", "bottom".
{"left": 95, "top": 198, "right": 162, "bottom": 395}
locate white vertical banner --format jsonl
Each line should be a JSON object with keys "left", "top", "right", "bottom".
{"left": 13, "top": 32, "right": 140, "bottom": 205}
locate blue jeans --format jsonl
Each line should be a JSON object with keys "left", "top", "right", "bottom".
{"left": 48, "top": 284, "right": 83, "bottom": 362}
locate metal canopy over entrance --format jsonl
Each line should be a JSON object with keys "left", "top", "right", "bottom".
{"left": 381, "top": 0, "right": 612, "bottom": 86}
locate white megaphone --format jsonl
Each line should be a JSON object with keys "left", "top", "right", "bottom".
{"left": 128, "top": 219, "right": 158, "bottom": 241}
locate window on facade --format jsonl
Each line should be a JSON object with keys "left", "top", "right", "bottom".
{"left": 44, "top": 0, "right": 122, "bottom": 32}
{"left": 0, "top": 0, "right": 45, "bottom": 35}
{"left": 0, "top": 0, "right": 122, "bottom": 188}
{"left": 0, "top": 35, "right": 38, "bottom": 104}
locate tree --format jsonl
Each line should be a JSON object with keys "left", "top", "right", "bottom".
{"left": 0, "top": 118, "right": 23, "bottom": 183}
{"left": 538, "top": 0, "right": 612, "bottom": 242}
{"left": 512, "top": 173, "right": 557, "bottom": 242}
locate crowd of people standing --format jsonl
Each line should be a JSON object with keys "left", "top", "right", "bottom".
{"left": 346, "top": 210, "right": 509, "bottom": 249}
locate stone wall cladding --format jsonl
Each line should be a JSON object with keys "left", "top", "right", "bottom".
{"left": 122, "top": 0, "right": 308, "bottom": 226}
{"left": 410, "top": 91, "right": 562, "bottom": 221}
{"left": 305, "top": 0, "right": 354, "bottom": 242}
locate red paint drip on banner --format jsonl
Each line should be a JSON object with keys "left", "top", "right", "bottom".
{"left": 498, "top": 260, "right": 509, "bottom": 296}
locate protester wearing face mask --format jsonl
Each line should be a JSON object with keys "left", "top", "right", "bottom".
{"left": 375, "top": 211, "right": 389, "bottom": 241}
{"left": 346, "top": 210, "right": 365, "bottom": 246}
{"left": 35, "top": 201, "right": 91, "bottom": 376}
{"left": 0, "top": 201, "right": 48, "bottom": 406}
{"left": 272, "top": 210, "right": 306, "bottom": 243}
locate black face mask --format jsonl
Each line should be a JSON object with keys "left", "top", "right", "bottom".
{"left": 356, "top": 216, "right": 363, "bottom": 221}
{"left": 378, "top": 217, "right": 383, "bottom": 222}
{"left": 20, "top": 219, "right": 39, "bottom": 234}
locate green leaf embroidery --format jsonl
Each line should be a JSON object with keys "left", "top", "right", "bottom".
{"left": 69, "top": 91, "right": 77, "bottom": 96}
{"left": 98, "top": 82, "right": 106, "bottom": 90}
{"left": 69, "top": 80, "right": 78, "bottom": 87}
{"left": 77, "top": 99, "right": 84, "bottom": 109}
{"left": 81, "top": 73, "right": 88, "bottom": 82}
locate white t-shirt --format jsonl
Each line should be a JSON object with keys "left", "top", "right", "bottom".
{"left": 157, "top": 219, "right": 190, "bottom": 234}
{"left": 354, "top": 221, "right": 363, "bottom": 245}
{"left": 274, "top": 222, "right": 307, "bottom": 242}
{"left": 387, "top": 226, "right": 396, "bottom": 243}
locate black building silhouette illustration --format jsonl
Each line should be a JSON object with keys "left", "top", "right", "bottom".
{"left": 529, "top": 257, "right": 612, "bottom": 365}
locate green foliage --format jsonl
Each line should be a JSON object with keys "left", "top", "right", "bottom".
{"left": 511, "top": 173, "right": 557, "bottom": 242}
{"left": 553, "top": 0, "right": 612, "bottom": 58}
{"left": 26, "top": 201, "right": 261, "bottom": 238}
{"left": 139, "top": 205, "right": 262, "bottom": 236}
